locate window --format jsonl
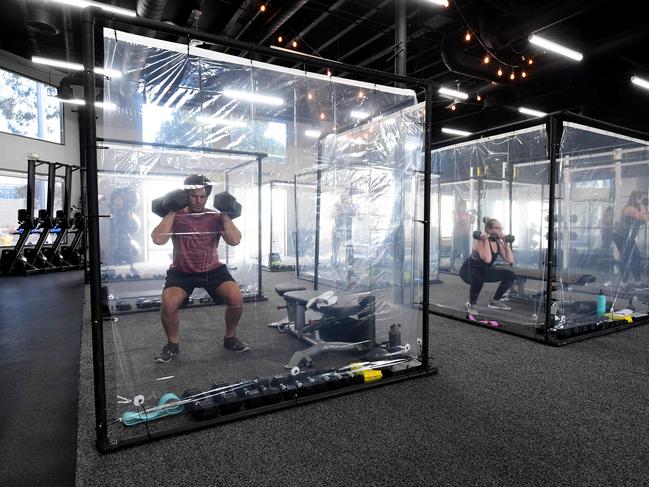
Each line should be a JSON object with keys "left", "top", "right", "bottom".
{"left": 0, "top": 67, "right": 63, "bottom": 143}
{"left": 0, "top": 171, "right": 64, "bottom": 247}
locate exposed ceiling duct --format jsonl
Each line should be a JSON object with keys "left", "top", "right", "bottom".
{"left": 116, "top": 0, "right": 170, "bottom": 118}
{"left": 24, "top": 6, "right": 60, "bottom": 36}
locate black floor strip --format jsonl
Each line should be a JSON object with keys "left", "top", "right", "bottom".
{"left": 0, "top": 271, "right": 84, "bottom": 487}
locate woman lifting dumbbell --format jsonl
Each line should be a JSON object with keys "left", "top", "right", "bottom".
{"left": 459, "top": 217, "right": 515, "bottom": 315}
{"left": 612, "top": 190, "right": 649, "bottom": 290}
{"left": 151, "top": 174, "right": 249, "bottom": 363}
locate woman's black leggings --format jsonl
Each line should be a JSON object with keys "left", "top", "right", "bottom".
{"left": 459, "top": 259, "right": 516, "bottom": 305}
{"left": 613, "top": 233, "right": 642, "bottom": 282}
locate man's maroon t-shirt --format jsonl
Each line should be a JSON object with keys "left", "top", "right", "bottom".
{"left": 170, "top": 209, "right": 224, "bottom": 273}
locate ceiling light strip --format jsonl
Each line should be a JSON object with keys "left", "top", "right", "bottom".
{"left": 32, "top": 56, "right": 122, "bottom": 78}
{"left": 441, "top": 127, "right": 473, "bottom": 137}
{"left": 528, "top": 34, "right": 583, "bottom": 62}
{"left": 518, "top": 107, "right": 547, "bottom": 118}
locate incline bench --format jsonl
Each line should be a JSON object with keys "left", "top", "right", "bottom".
{"left": 500, "top": 265, "right": 596, "bottom": 303}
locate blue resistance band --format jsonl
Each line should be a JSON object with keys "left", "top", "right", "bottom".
{"left": 122, "top": 392, "right": 184, "bottom": 427}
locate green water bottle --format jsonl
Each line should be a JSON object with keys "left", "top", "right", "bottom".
{"left": 596, "top": 289, "right": 606, "bottom": 317}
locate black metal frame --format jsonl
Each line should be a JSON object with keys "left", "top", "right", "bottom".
{"left": 261, "top": 180, "right": 295, "bottom": 271}
{"left": 427, "top": 110, "right": 649, "bottom": 345}
{"left": 82, "top": 8, "right": 435, "bottom": 452}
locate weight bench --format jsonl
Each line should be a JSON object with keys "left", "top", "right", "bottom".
{"left": 269, "top": 283, "right": 387, "bottom": 369}
{"left": 503, "top": 265, "right": 596, "bottom": 303}
{"left": 281, "top": 290, "right": 376, "bottom": 369}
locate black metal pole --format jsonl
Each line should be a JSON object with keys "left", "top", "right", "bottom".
{"left": 422, "top": 84, "right": 433, "bottom": 369}
{"left": 63, "top": 165, "right": 73, "bottom": 221}
{"left": 395, "top": 0, "right": 407, "bottom": 83}
{"left": 544, "top": 114, "right": 563, "bottom": 341}
{"left": 293, "top": 174, "right": 300, "bottom": 278}
{"left": 26, "top": 159, "right": 36, "bottom": 220}
{"left": 82, "top": 8, "right": 109, "bottom": 452}
{"left": 46, "top": 162, "right": 56, "bottom": 216}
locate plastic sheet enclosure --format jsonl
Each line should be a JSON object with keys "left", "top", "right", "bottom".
{"left": 428, "top": 120, "right": 649, "bottom": 340}
{"left": 97, "top": 28, "right": 423, "bottom": 439}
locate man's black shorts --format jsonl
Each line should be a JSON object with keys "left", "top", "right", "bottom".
{"left": 164, "top": 265, "right": 236, "bottom": 304}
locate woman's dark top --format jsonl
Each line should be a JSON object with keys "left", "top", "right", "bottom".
{"left": 467, "top": 243, "right": 500, "bottom": 269}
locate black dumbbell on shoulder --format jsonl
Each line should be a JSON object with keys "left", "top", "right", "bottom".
{"left": 505, "top": 234, "right": 515, "bottom": 244}
{"left": 152, "top": 189, "right": 189, "bottom": 218}
{"left": 213, "top": 191, "right": 242, "bottom": 220}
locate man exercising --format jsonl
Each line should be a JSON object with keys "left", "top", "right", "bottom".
{"left": 151, "top": 174, "right": 249, "bottom": 363}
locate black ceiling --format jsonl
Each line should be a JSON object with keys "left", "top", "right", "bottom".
{"left": 3, "top": 0, "right": 649, "bottom": 134}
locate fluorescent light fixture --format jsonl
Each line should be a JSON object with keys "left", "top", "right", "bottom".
{"left": 47, "top": 96, "right": 116, "bottom": 109}
{"left": 46, "top": 0, "right": 137, "bottom": 17}
{"left": 441, "top": 127, "right": 472, "bottom": 137}
{"left": 222, "top": 90, "right": 284, "bottom": 106}
{"left": 32, "top": 56, "right": 122, "bottom": 78}
{"left": 196, "top": 115, "right": 247, "bottom": 127}
{"left": 304, "top": 129, "right": 321, "bottom": 138}
{"left": 425, "top": 0, "right": 449, "bottom": 6}
{"left": 438, "top": 87, "right": 469, "bottom": 100}
{"left": 529, "top": 34, "right": 583, "bottom": 62}
{"left": 631, "top": 76, "right": 649, "bottom": 91}
{"left": 95, "top": 67, "right": 122, "bottom": 78}
{"left": 95, "top": 101, "right": 116, "bottom": 110}
{"left": 350, "top": 110, "right": 370, "bottom": 120}
{"left": 55, "top": 98, "right": 85, "bottom": 106}
{"left": 518, "top": 106, "right": 547, "bottom": 118}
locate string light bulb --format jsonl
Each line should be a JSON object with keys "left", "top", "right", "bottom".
{"left": 357, "top": 90, "right": 364, "bottom": 98}
{"left": 483, "top": 55, "right": 490, "bottom": 64}
{"left": 320, "top": 112, "right": 325, "bottom": 120}
{"left": 326, "top": 69, "right": 332, "bottom": 77}
{"left": 528, "top": 58, "right": 534, "bottom": 65}
{"left": 277, "top": 36, "right": 283, "bottom": 43}
{"left": 292, "top": 40, "right": 298, "bottom": 48}
{"left": 465, "top": 31, "right": 472, "bottom": 42}
{"left": 260, "top": 4, "right": 266, "bottom": 12}
{"left": 497, "top": 67, "right": 503, "bottom": 77}
{"left": 510, "top": 72, "right": 515, "bottom": 80}
{"left": 307, "top": 93, "right": 313, "bottom": 100}
{"left": 521, "top": 71, "right": 527, "bottom": 78}
{"left": 450, "top": 104, "right": 456, "bottom": 111}
{"left": 476, "top": 95, "right": 482, "bottom": 101}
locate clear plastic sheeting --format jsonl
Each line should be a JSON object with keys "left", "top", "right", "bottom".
{"left": 261, "top": 181, "right": 296, "bottom": 271}
{"left": 429, "top": 126, "right": 551, "bottom": 335}
{"left": 555, "top": 122, "right": 649, "bottom": 331}
{"left": 429, "top": 118, "right": 649, "bottom": 341}
{"left": 294, "top": 170, "right": 317, "bottom": 281}
{"left": 98, "top": 28, "right": 423, "bottom": 440}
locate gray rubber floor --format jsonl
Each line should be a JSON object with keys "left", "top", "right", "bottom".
{"left": 75, "top": 270, "right": 649, "bottom": 486}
